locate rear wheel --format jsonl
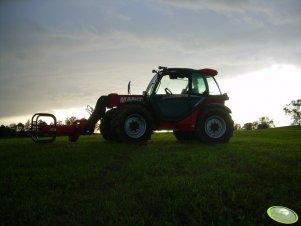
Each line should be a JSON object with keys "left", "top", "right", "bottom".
{"left": 196, "top": 108, "right": 234, "bottom": 143}
{"left": 112, "top": 105, "right": 153, "bottom": 143}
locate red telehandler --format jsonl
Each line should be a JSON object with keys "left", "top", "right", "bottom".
{"left": 31, "top": 66, "right": 234, "bottom": 143}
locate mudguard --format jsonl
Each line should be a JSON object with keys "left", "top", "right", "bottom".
{"left": 202, "top": 103, "right": 232, "bottom": 114}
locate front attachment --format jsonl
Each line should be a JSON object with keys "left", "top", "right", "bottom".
{"left": 31, "top": 113, "right": 57, "bottom": 143}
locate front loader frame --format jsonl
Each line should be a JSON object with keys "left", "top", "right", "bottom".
{"left": 31, "top": 113, "right": 88, "bottom": 143}
{"left": 31, "top": 113, "right": 57, "bottom": 143}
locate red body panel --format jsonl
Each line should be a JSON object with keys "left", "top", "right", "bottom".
{"left": 108, "top": 93, "right": 144, "bottom": 108}
{"left": 40, "top": 120, "right": 87, "bottom": 137}
{"left": 108, "top": 94, "right": 227, "bottom": 132}
{"left": 156, "top": 95, "right": 226, "bottom": 131}
{"left": 157, "top": 109, "right": 200, "bottom": 131}
{"left": 199, "top": 68, "right": 218, "bottom": 76}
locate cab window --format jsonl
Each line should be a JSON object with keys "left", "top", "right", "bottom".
{"left": 206, "top": 76, "right": 221, "bottom": 95}
{"left": 155, "top": 74, "right": 189, "bottom": 95}
{"left": 191, "top": 73, "right": 207, "bottom": 95}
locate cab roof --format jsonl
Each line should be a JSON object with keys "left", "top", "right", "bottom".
{"left": 160, "top": 67, "right": 218, "bottom": 77}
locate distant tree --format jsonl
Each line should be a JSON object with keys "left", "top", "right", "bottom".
{"left": 17, "top": 122, "right": 25, "bottom": 132}
{"left": 57, "top": 120, "right": 63, "bottom": 126}
{"left": 0, "top": 125, "right": 5, "bottom": 135}
{"left": 5, "top": 124, "right": 16, "bottom": 135}
{"left": 8, "top": 123, "right": 17, "bottom": 136}
{"left": 0, "top": 125, "right": 13, "bottom": 137}
{"left": 257, "top": 116, "right": 275, "bottom": 129}
{"left": 38, "top": 120, "right": 47, "bottom": 126}
{"left": 9, "top": 123, "right": 17, "bottom": 131}
{"left": 242, "top": 117, "right": 275, "bottom": 130}
{"left": 234, "top": 123, "right": 241, "bottom": 130}
{"left": 65, "top": 116, "right": 78, "bottom": 125}
{"left": 283, "top": 99, "right": 301, "bottom": 126}
{"left": 242, "top": 122, "right": 254, "bottom": 130}
{"left": 24, "top": 120, "right": 31, "bottom": 131}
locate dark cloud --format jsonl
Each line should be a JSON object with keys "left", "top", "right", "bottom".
{"left": 159, "top": 0, "right": 301, "bottom": 23}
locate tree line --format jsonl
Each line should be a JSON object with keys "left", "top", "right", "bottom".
{"left": 1, "top": 99, "right": 300, "bottom": 137}
{"left": 235, "top": 116, "right": 275, "bottom": 130}
{"left": 235, "top": 99, "right": 300, "bottom": 130}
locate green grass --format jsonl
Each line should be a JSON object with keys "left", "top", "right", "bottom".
{"left": 0, "top": 127, "right": 300, "bottom": 225}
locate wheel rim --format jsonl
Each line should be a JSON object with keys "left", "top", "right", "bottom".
{"left": 204, "top": 116, "right": 226, "bottom": 139}
{"left": 124, "top": 114, "right": 147, "bottom": 139}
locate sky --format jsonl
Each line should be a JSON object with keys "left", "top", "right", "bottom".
{"left": 1, "top": 0, "right": 301, "bottom": 127}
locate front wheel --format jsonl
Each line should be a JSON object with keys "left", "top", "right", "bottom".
{"left": 111, "top": 105, "right": 153, "bottom": 143}
{"left": 100, "top": 108, "right": 117, "bottom": 141}
{"left": 196, "top": 109, "right": 234, "bottom": 143}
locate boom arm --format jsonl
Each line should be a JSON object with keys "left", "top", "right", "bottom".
{"left": 84, "top": 96, "right": 108, "bottom": 133}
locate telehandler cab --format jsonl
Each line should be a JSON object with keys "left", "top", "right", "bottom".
{"left": 31, "top": 66, "right": 234, "bottom": 143}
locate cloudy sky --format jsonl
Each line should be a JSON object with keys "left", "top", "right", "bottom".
{"left": 1, "top": 0, "right": 301, "bottom": 126}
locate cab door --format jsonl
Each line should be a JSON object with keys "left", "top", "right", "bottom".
{"left": 189, "top": 72, "right": 208, "bottom": 109}
{"left": 150, "top": 73, "right": 191, "bottom": 120}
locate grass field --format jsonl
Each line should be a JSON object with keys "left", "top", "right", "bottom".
{"left": 0, "top": 127, "right": 300, "bottom": 226}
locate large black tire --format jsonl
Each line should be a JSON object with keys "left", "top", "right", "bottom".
{"left": 173, "top": 131, "right": 197, "bottom": 141}
{"left": 100, "top": 108, "right": 116, "bottom": 141}
{"left": 196, "top": 108, "right": 234, "bottom": 144}
{"left": 111, "top": 105, "right": 153, "bottom": 143}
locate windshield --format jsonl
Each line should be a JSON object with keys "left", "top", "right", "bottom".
{"left": 155, "top": 74, "right": 189, "bottom": 95}
{"left": 145, "top": 74, "right": 158, "bottom": 96}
